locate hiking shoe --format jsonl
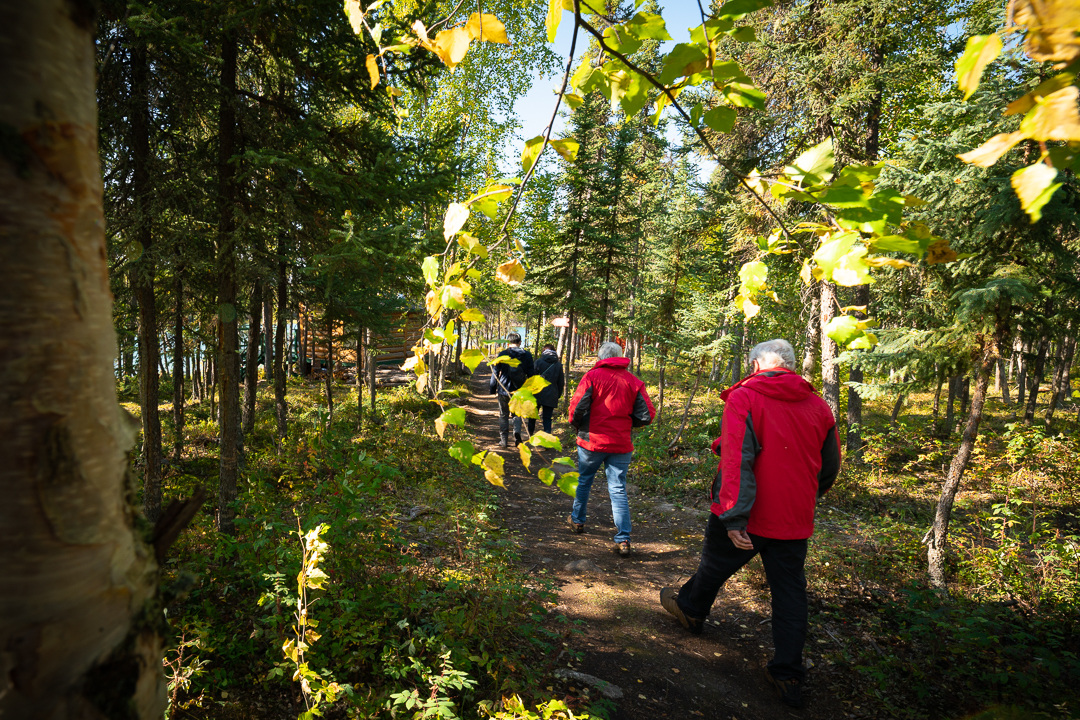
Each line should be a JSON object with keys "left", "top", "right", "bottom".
{"left": 659, "top": 587, "right": 703, "bottom": 635}
{"left": 567, "top": 515, "right": 584, "bottom": 534}
{"left": 615, "top": 540, "right": 631, "bottom": 557}
{"left": 766, "top": 671, "right": 804, "bottom": 709}
{"left": 514, "top": 432, "right": 522, "bottom": 446}
{"left": 498, "top": 437, "right": 508, "bottom": 448}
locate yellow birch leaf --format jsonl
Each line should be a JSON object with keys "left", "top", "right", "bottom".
{"left": 425, "top": 289, "right": 442, "bottom": 318}
{"left": 546, "top": 0, "right": 562, "bottom": 42}
{"left": 926, "top": 239, "right": 958, "bottom": 264}
{"left": 1011, "top": 162, "right": 1062, "bottom": 223}
{"left": 1019, "top": 86, "right": 1080, "bottom": 142}
{"left": 484, "top": 469, "right": 506, "bottom": 487}
{"left": 412, "top": 19, "right": 429, "bottom": 43}
{"left": 443, "top": 202, "right": 469, "bottom": 240}
{"left": 957, "top": 131, "right": 1026, "bottom": 167}
{"left": 496, "top": 259, "right": 526, "bottom": 285}
{"left": 519, "top": 443, "right": 532, "bottom": 471}
{"left": 466, "top": 13, "right": 509, "bottom": 43}
{"left": 739, "top": 296, "right": 760, "bottom": 319}
{"left": 955, "top": 33, "right": 1002, "bottom": 100}
{"left": 366, "top": 54, "right": 379, "bottom": 90}
{"left": 344, "top": 0, "right": 365, "bottom": 34}
{"left": 550, "top": 138, "right": 580, "bottom": 162}
{"left": 521, "top": 135, "right": 545, "bottom": 174}
{"left": 865, "top": 256, "right": 915, "bottom": 269}
{"left": 432, "top": 27, "right": 472, "bottom": 69}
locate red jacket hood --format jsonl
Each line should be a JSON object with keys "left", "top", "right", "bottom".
{"left": 594, "top": 356, "right": 631, "bottom": 370}
{"left": 719, "top": 368, "right": 816, "bottom": 402}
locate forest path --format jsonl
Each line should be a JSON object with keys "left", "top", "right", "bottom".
{"left": 462, "top": 367, "right": 848, "bottom": 720}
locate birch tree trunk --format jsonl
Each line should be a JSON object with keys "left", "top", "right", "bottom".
{"left": 0, "top": 1, "right": 165, "bottom": 714}
{"left": 172, "top": 250, "right": 185, "bottom": 462}
{"left": 242, "top": 278, "right": 261, "bottom": 437}
{"left": 927, "top": 341, "right": 997, "bottom": 589}
{"left": 820, "top": 281, "right": 840, "bottom": 423}
{"left": 801, "top": 286, "right": 819, "bottom": 381}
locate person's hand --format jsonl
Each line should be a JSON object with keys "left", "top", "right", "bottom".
{"left": 727, "top": 528, "right": 753, "bottom": 550}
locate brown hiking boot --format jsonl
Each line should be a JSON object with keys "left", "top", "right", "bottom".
{"left": 660, "top": 587, "right": 703, "bottom": 635}
{"left": 567, "top": 515, "right": 584, "bottom": 534}
{"left": 615, "top": 540, "right": 632, "bottom": 557}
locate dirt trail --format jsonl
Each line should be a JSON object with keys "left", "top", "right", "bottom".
{"left": 462, "top": 367, "right": 849, "bottom": 720}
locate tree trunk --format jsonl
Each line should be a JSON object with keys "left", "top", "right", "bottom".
{"left": 242, "top": 278, "right": 261, "bottom": 437}
{"left": 367, "top": 327, "right": 377, "bottom": 416}
{"left": 1023, "top": 335, "right": 1048, "bottom": 425}
{"left": 927, "top": 341, "right": 997, "bottom": 589}
{"left": 668, "top": 361, "right": 704, "bottom": 449}
{"left": 656, "top": 354, "right": 667, "bottom": 421}
{"left": 820, "top": 281, "right": 840, "bottom": 423}
{"left": 356, "top": 327, "right": 364, "bottom": 429}
{"left": 1043, "top": 332, "right": 1075, "bottom": 426}
{"left": 729, "top": 321, "right": 744, "bottom": 385}
{"left": 172, "top": 259, "right": 185, "bottom": 462}
{"left": 997, "top": 358, "right": 1012, "bottom": 404}
{"left": 273, "top": 252, "right": 288, "bottom": 451}
{"left": 845, "top": 285, "right": 869, "bottom": 456}
{"left": 944, "top": 374, "right": 958, "bottom": 435}
{"left": 263, "top": 282, "right": 273, "bottom": 383}
{"left": 324, "top": 315, "right": 334, "bottom": 430}
{"left": 931, "top": 366, "right": 943, "bottom": 420}
{"left": 130, "top": 37, "right": 163, "bottom": 523}
{"left": 563, "top": 311, "right": 576, "bottom": 406}
{"left": 0, "top": 1, "right": 165, "bottom": 714}
{"left": 801, "top": 285, "right": 819, "bottom": 381}
{"left": 1015, "top": 337, "right": 1028, "bottom": 407}
{"left": 215, "top": 28, "right": 241, "bottom": 535}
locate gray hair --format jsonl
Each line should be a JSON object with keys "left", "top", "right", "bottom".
{"left": 749, "top": 339, "right": 796, "bottom": 371}
{"left": 506, "top": 332, "right": 521, "bottom": 345}
{"left": 597, "top": 341, "right": 623, "bottom": 360}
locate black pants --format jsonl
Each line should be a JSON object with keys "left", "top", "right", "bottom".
{"left": 677, "top": 514, "right": 809, "bottom": 681}
{"left": 527, "top": 405, "right": 554, "bottom": 435}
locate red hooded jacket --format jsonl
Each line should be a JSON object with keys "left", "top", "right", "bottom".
{"left": 711, "top": 368, "right": 840, "bottom": 539}
{"left": 568, "top": 357, "right": 655, "bottom": 453}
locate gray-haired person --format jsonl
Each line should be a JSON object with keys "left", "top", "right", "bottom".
{"left": 567, "top": 341, "right": 655, "bottom": 556}
{"left": 660, "top": 339, "right": 840, "bottom": 709}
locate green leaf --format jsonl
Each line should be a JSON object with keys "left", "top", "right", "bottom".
{"left": 816, "top": 185, "right": 868, "bottom": 208}
{"left": 831, "top": 245, "right": 873, "bottom": 287}
{"left": 784, "top": 139, "right": 834, "bottom": 187}
{"left": 459, "top": 349, "right": 485, "bottom": 373}
{"left": 870, "top": 234, "right": 924, "bottom": 254}
{"left": 824, "top": 314, "right": 874, "bottom": 346}
{"left": 521, "top": 136, "right": 545, "bottom": 174}
{"left": 689, "top": 18, "right": 734, "bottom": 45}
{"left": 421, "top": 256, "right": 439, "bottom": 287}
{"left": 1011, "top": 162, "right": 1061, "bottom": 223}
{"left": 716, "top": 0, "right": 773, "bottom": 20}
{"left": 448, "top": 440, "right": 475, "bottom": 464}
{"left": 557, "top": 472, "right": 579, "bottom": 497}
{"left": 722, "top": 82, "right": 766, "bottom": 109}
{"left": 703, "top": 106, "right": 736, "bottom": 133}
{"left": 727, "top": 25, "right": 757, "bottom": 42}
{"left": 739, "top": 260, "right": 768, "bottom": 290}
{"left": 690, "top": 102, "right": 704, "bottom": 127}
{"left": 435, "top": 407, "right": 466, "bottom": 438}
{"left": 812, "top": 230, "right": 858, "bottom": 278}
{"left": 657, "top": 44, "right": 706, "bottom": 85}
{"left": 538, "top": 467, "right": 556, "bottom": 485}
{"left": 459, "top": 308, "right": 485, "bottom": 322}
{"left": 529, "top": 431, "right": 562, "bottom": 450}
{"left": 551, "top": 456, "right": 574, "bottom": 467}
{"left": 603, "top": 25, "right": 642, "bottom": 55}
{"left": 563, "top": 92, "right": 584, "bottom": 110}
{"left": 624, "top": 12, "right": 672, "bottom": 41}
{"left": 618, "top": 71, "right": 650, "bottom": 117}
{"left": 956, "top": 33, "right": 1002, "bottom": 100}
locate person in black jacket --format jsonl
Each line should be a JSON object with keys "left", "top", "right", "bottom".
{"left": 528, "top": 344, "right": 564, "bottom": 435}
{"left": 489, "top": 332, "right": 534, "bottom": 447}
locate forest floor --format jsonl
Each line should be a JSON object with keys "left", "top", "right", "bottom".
{"left": 462, "top": 367, "right": 850, "bottom": 720}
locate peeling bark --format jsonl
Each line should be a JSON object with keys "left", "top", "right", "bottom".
{"left": 0, "top": 1, "right": 165, "bottom": 715}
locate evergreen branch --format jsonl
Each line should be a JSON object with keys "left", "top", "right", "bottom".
{"left": 574, "top": 15, "right": 797, "bottom": 243}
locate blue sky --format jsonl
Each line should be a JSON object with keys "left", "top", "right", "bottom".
{"left": 504, "top": 3, "right": 719, "bottom": 177}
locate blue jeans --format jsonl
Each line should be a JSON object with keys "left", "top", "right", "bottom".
{"left": 571, "top": 448, "right": 632, "bottom": 543}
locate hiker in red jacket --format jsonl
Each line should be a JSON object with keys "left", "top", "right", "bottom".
{"left": 660, "top": 339, "right": 841, "bottom": 709}
{"left": 567, "top": 341, "right": 655, "bottom": 556}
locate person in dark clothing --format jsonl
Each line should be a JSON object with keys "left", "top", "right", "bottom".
{"left": 659, "top": 339, "right": 841, "bottom": 709}
{"left": 567, "top": 341, "right": 655, "bottom": 556}
{"left": 488, "top": 332, "right": 534, "bottom": 448}
{"left": 528, "top": 344, "right": 564, "bottom": 435}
